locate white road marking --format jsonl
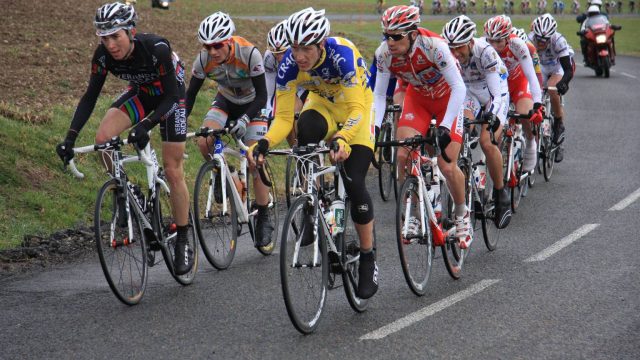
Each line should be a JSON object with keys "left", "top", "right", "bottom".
{"left": 608, "top": 187, "right": 640, "bottom": 211}
{"left": 524, "top": 224, "right": 600, "bottom": 262}
{"left": 360, "top": 279, "right": 500, "bottom": 340}
{"left": 621, "top": 72, "right": 638, "bottom": 79}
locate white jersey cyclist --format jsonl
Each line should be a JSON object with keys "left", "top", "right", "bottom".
{"left": 459, "top": 37, "right": 510, "bottom": 125}
{"left": 528, "top": 31, "right": 574, "bottom": 82}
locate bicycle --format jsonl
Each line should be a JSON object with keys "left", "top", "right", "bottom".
{"left": 502, "top": 110, "right": 535, "bottom": 213}
{"left": 275, "top": 143, "right": 373, "bottom": 334}
{"left": 192, "top": 127, "right": 278, "bottom": 270}
{"left": 537, "top": 86, "right": 560, "bottom": 182}
{"left": 68, "top": 136, "right": 198, "bottom": 305}
{"left": 376, "top": 103, "right": 401, "bottom": 201}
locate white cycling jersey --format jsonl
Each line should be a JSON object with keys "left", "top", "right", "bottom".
{"left": 527, "top": 31, "right": 574, "bottom": 80}
{"left": 459, "top": 38, "right": 510, "bottom": 125}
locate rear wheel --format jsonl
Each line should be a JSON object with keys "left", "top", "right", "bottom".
{"left": 280, "top": 196, "right": 327, "bottom": 334}
{"left": 440, "top": 178, "right": 466, "bottom": 280}
{"left": 511, "top": 147, "right": 525, "bottom": 213}
{"left": 95, "top": 179, "right": 147, "bottom": 305}
{"left": 340, "top": 198, "right": 370, "bottom": 311}
{"left": 378, "top": 122, "right": 395, "bottom": 201}
{"left": 396, "top": 176, "right": 433, "bottom": 296}
{"left": 194, "top": 161, "right": 237, "bottom": 270}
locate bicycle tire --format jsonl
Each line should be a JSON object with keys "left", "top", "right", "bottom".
{"left": 478, "top": 186, "right": 501, "bottom": 251}
{"left": 194, "top": 161, "right": 238, "bottom": 270}
{"left": 280, "top": 196, "right": 328, "bottom": 334}
{"left": 95, "top": 179, "right": 147, "bottom": 305}
{"left": 396, "top": 176, "right": 433, "bottom": 296}
{"left": 285, "top": 155, "right": 298, "bottom": 208}
{"left": 511, "top": 148, "right": 524, "bottom": 213}
{"left": 154, "top": 176, "right": 198, "bottom": 285}
{"left": 378, "top": 122, "right": 394, "bottom": 201}
{"left": 339, "top": 198, "right": 371, "bottom": 311}
{"left": 251, "top": 160, "right": 279, "bottom": 256}
{"left": 440, "top": 170, "right": 468, "bottom": 280}
{"left": 542, "top": 127, "right": 555, "bottom": 181}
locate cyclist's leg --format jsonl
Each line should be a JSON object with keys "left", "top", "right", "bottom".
{"left": 396, "top": 85, "right": 430, "bottom": 185}
{"left": 159, "top": 96, "right": 193, "bottom": 274}
{"left": 510, "top": 77, "right": 536, "bottom": 171}
{"left": 198, "top": 93, "right": 229, "bottom": 159}
{"left": 97, "top": 87, "right": 145, "bottom": 171}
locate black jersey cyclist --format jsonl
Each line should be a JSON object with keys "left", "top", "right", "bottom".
{"left": 56, "top": 2, "right": 193, "bottom": 275}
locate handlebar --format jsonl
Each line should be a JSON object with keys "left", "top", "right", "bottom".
{"left": 67, "top": 136, "right": 155, "bottom": 179}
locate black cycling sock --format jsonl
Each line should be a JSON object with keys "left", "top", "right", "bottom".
{"left": 176, "top": 225, "right": 188, "bottom": 242}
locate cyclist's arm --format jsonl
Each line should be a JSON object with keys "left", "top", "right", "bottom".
{"left": 372, "top": 47, "right": 391, "bottom": 129}
{"left": 185, "top": 76, "right": 205, "bottom": 118}
{"left": 513, "top": 39, "right": 542, "bottom": 103}
{"left": 263, "top": 79, "right": 297, "bottom": 147}
{"left": 335, "top": 76, "right": 370, "bottom": 144}
{"left": 243, "top": 73, "right": 267, "bottom": 120}
{"left": 558, "top": 55, "right": 574, "bottom": 84}
{"left": 485, "top": 71, "right": 507, "bottom": 117}
{"left": 435, "top": 43, "right": 466, "bottom": 130}
{"left": 145, "top": 42, "right": 180, "bottom": 128}
{"left": 67, "top": 49, "right": 108, "bottom": 141}
{"left": 265, "top": 68, "right": 277, "bottom": 117}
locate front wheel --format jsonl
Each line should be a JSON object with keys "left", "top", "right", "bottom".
{"left": 440, "top": 181, "right": 465, "bottom": 280}
{"left": 155, "top": 177, "right": 198, "bottom": 285}
{"left": 280, "top": 196, "right": 328, "bottom": 334}
{"left": 95, "top": 179, "right": 147, "bottom": 305}
{"left": 396, "top": 176, "right": 433, "bottom": 296}
{"left": 194, "top": 161, "right": 238, "bottom": 270}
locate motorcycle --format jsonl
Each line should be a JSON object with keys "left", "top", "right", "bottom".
{"left": 578, "top": 17, "right": 622, "bottom": 78}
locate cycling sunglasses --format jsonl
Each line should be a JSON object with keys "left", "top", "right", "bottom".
{"left": 383, "top": 32, "right": 411, "bottom": 41}
{"left": 203, "top": 42, "right": 227, "bottom": 50}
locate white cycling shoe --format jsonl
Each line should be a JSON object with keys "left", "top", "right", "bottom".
{"left": 523, "top": 138, "right": 538, "bottom": 173}
{"left": 455, "top": 212, "right": 473, "bottom": 250}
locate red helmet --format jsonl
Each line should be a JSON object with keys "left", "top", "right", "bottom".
{"left": 381, "top": 5, "right": 421, "bottom": 32}
{"left": 484, "top": 15, "right": 512, "bottom": 40}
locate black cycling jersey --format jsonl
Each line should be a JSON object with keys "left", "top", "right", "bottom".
{"left": 68, "top": 33, "right": 185, "bottom": 141}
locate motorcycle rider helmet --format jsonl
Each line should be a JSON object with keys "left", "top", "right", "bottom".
{"left": 285, "top": 7, "right": 330, "bottom": 46}
{"left": 267, "top": 20, "right": 289, "bottom": 53}
{"left": 198, "top": 12, "right": 235, "bottom": 45}
{"left": 381, "top": 5, "right": 421, "bottom": 32}
{"left": 442, "top": 15, "right": 476, "bottom": 46}
{"left": 587, "top": 4, "right": 601, "bottom": 14}
{"left": 94, "top": 2, "right": 137, "bottom": 37}
{"left": 484, "top": 15, "right": 513, "bottom": 40}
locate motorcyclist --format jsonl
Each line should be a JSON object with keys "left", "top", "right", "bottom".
{"left": 578, "top": 4, "right": 610, "bottom": 65}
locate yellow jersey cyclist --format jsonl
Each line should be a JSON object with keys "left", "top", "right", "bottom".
{"left": 442, "top": 15, "right": 513, "bottom": 229}
{"left": 529, "top": 14, "right": 575, "bottom": 163}
{"left": 184, "top": 12, "right": 275, "bottom": 249}
{"left": 55, "top": 2, "right": 193, "bottom": 275}
{"left": 248, "top": 8, "right": 379, "bottom": 299}
{"left": 264, "top": 20, "right": 308, "bottom": 146}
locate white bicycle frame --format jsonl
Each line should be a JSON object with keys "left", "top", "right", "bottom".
{"left": 68, "top": 135, "right": 171, "bottom": 241}
{"left": 188, "top": 133, "right": 275, "bottom": 225}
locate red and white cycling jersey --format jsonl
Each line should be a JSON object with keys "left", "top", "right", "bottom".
{"left": 490, "top": 33, "right": 542, "bottom": 103}
{"left": 373, "top": 28, "right": 466, "bottom": 132}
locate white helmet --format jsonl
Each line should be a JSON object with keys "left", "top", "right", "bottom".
{"left": 267, "top": 20, "right": 289, "bottom": 53}
{"left": 442, "top": 15, "right": 476, "bottom": 46}
{"left": 590, "top": 0, "right": 603, "bottom": 6}
{"left": 94, "top": 2, "right": 137, "bottom": 37}
{"left": 587, "top": 4, "right": 601, "bottom": 13}
{"left": 285, "top": 7, "right": 330, "bottom": 46}
{"left": 531, "top": 13, "right": 557, "bottom": 39}
{"left": 198, "top": 12, "right": 235, "bottom": 44}
{"left": 511, "top": 27, "right": 528, "bottom": 42}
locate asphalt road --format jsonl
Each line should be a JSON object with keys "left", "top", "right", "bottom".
{"left": 2, "top": 57, "right": 639, "bottom": 359}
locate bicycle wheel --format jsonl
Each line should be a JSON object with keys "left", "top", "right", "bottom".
{"left": 542, "top": 127, "right": 555, "bottom": 181}
{"left": 339, "top": 198, "right": 371, "bottom": 311}
{"left": 95, "top": 179, "right": 147, "bottom": 305}
{"left": 285, "top": 155, "right": 300, "bottom": 208}
{"left": 440, "top": 169, "right": 469, "bottom": 280}
{"left": 194, "top": 161, "right": 238, "bottom": 270}
{"left": 154, "top": 176, "right": 198, "bottom": 285}
{"left": 280, "top": 196, "right": 328, "bottom": 334}
{"left": 478, "top": 186, "right": 501, "bottom": 251}
{"left": 249, "top": 160, "right": 279, "bottom": 256}
{"left": 511, "top": 148, "right": 525, "bottom": 213}
{"left": 378, "top": 122, "right": 395, "bottom": 201}
{"left": 396, "top": 176, "right": 433, "bottom": 296}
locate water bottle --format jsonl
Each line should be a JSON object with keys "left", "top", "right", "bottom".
{"left": 475, "top": 162, "right": 487, "bottom": 190}
{"left": 323, "top": 204, "right": 335, "bottom": 234}
{"left": 330, "top": 199, "right": 345, "bottom": 235}
{"left": 128, "top": 183, "right": 146, "bottom": 213}
{"left": 430, "top": 173, "right": 441, "bottom": 218}
{"left": 542, "top": 119, "right": 551, "bottom": 137}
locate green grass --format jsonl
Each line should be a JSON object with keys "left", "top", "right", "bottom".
{"left": 177, "top": 0, "right": 409, "bottom": 16}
